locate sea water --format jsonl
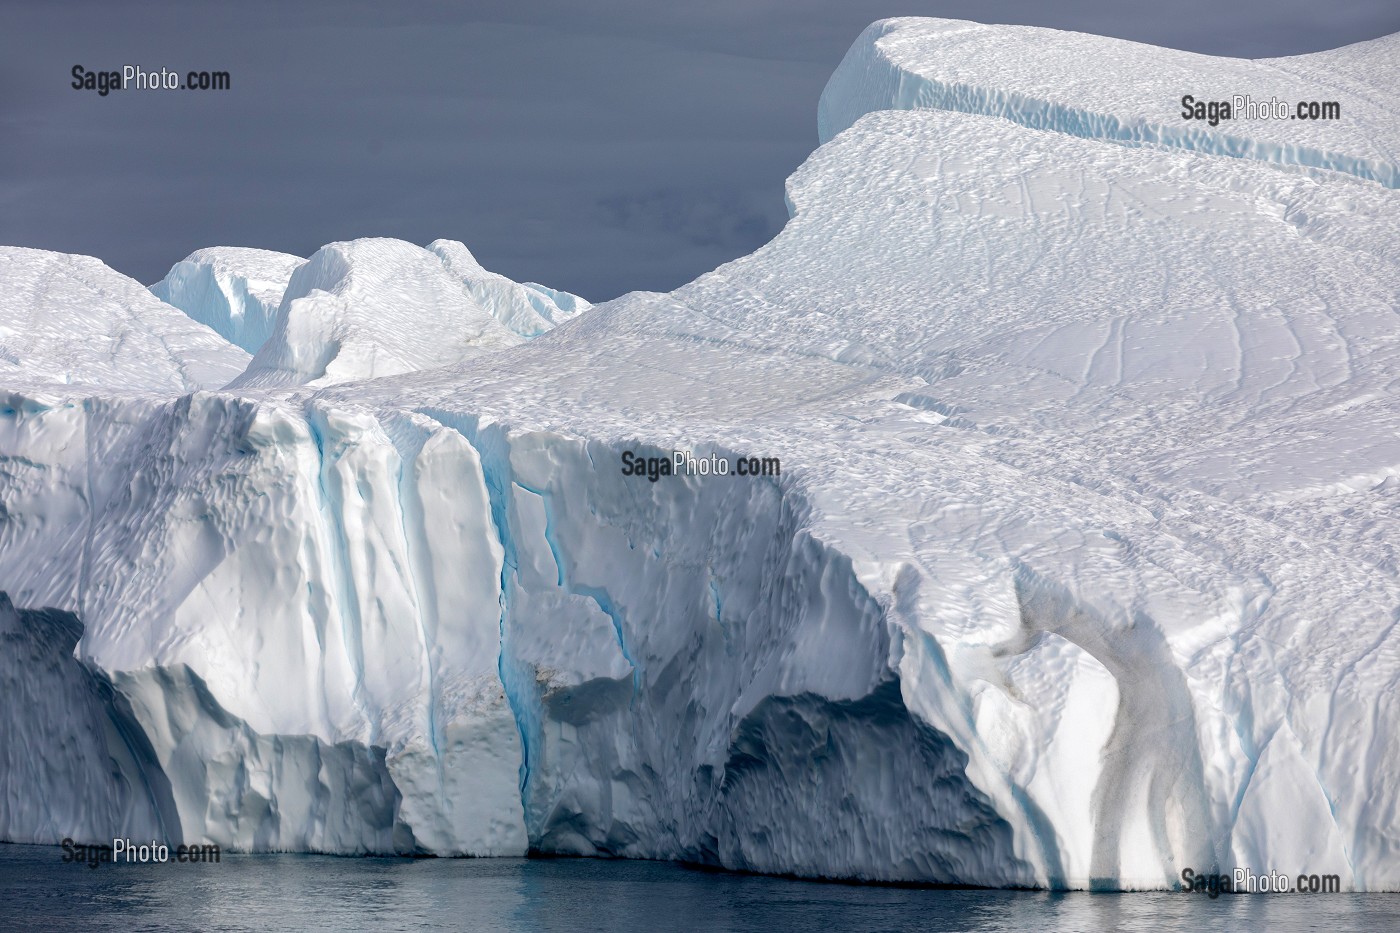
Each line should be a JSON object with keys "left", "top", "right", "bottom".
{"left": 1, "top": 844, "right": 1395, "bottom": 932}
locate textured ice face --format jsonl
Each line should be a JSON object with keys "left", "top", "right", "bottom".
{"left": 2, "top": 18, "right": 1399, "bottom": 889}
{"left": 229, "top": 238, "right": 590, "bottom": 390}
{"left": 0, "top": 247, "right": 249, "bottom": 392}
{"left": 151, "top": 241, "right": 590, "bottom": 368}
{"left": 150, "top": 247, "right": 306, "bottom": 354}
{"left": 229, "top": 238, "right": 526, "bottom": 389}
{"left": 428, "top": 239, "right": 590, "bottom": 338}
{"left": 819, "top": 18, "right": 1400, "bottom": 187}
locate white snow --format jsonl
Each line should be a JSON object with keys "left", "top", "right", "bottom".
{"left": 231, "top": 237, "right": 520, "bottom": 389}
{"left": 0, "top": 247, "right": 249, "bottom": 392}
{"left": 429, "top": 239, "right": 590, "bottom": 338}
{"left": 820, "top": 18, "right": 1400, "bottom": 187}
{"left": 231, "top": 237, "right": 586, "bottom": 389}
{"left": 150, "top": 247, "right": 306, "bottom": 353}
{"left": 151, "top": 241, "right": 587, "bottom": 365}
{"left": 2, "top": 17, "right": 1400, "bottom": 890}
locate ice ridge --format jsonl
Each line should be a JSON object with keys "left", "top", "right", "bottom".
{"left": 820, "top": 18, "right": 1400, "bottom": 188}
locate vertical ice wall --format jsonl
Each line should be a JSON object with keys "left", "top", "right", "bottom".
{"left": 151, "top": 247, "right": 306, "bottom": 354}
{"left": 0, "top": 387, "right": 1038, "bottom": 883}
{"left": 0, "top": 391, "right": 527, "bottom": 855}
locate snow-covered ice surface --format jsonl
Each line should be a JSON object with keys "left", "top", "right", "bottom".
{"left": 428, "top": 239, "right": 590, "bottom": 338}
{"left": 820, "top": 17, "right": 1400, "bottom": 187}
{"left": 3, "top": 18, "right": 1400, "bottom": 889}
{"left": 150, "top": 247, "right": 306, "bottom": 354}
{"left": 228, "top": 237, "right": 586, "bottom": 390}
{"left": 150, "top": 241, "right": 587, "bottom": 366}
{"left": 0, "top": 248, "right": 250, "bottom": 392}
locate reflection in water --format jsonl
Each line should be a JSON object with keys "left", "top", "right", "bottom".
{"left": 1, "top": 845, "right": 1395, "bottom": 932}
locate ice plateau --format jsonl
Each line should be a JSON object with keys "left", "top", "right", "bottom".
{"left": 2, "top": 18, "right": 1400, "bottom": 891}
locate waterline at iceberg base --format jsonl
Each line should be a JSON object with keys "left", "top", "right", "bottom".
{"left": 2, "top": 17, "right": 1399, "bottom": 891}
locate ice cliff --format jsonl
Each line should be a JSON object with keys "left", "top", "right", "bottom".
{"left": 150, "top": 247, "right": 306, "bottom": 353}
{"left": 819, "top": 18, "right": 1400, "bottom": 187}
{"left": 2, "top": 18, "right": 1399, "bottom": 890}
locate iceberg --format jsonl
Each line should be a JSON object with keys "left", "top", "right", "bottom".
{"left": 0, "top": 247, "right": 249, "bottom": 392}
{"left": 223, "top": 238, "right": 589, "bottom": 390}
{"left": 428, "top": 239, "right": 590, "bottom": 338}
{"left": 229, "top": 237, "right": 526, "bottom": 389}
{"left": 2, "top": 17, "right": 1399, "bottom": 890}
{"left": 819, "top": 18, "right": 1400, "bottom": 187}
{"left": 150, "top": 247, "right": 306, "bottom": 354}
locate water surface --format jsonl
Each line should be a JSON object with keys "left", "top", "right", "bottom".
{"left": 2, "top": 844, "right": 1395, "bottom": 932}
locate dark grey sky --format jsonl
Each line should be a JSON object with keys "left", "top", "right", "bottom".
{"left": 2, "top": 1, "right": 1397, "bottom": 300}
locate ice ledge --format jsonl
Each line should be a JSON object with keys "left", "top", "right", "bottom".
{"left": 819, "top": 18, "right": 1400, "bottom": 188}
